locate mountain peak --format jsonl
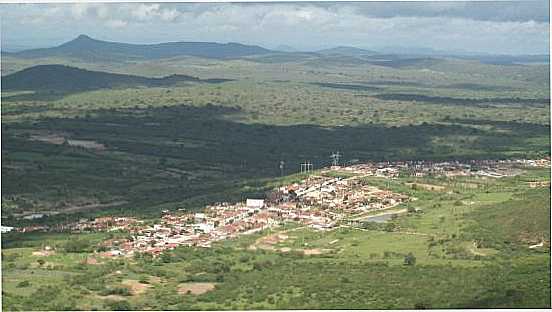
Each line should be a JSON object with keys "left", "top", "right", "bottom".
{"left": 76, "top": 34, "right": 93, "bottom": 40}
{"left": 58, "top": 34, "right": 106, "bottom": 50}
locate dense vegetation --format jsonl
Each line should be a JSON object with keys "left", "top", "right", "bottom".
{"left": 1, "top": 46, "right": 549, "bottom": 219}
{"left": 1, "top": 36, "right": 550, "bottom": 310}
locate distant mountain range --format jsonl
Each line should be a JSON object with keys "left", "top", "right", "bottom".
{"left": 2, "top": 64, "right": 231, "bottom": 92}
{"left": 3, "top": 34, "right": 548, "bottom": 65}
{"left": 3, "top": 34, "right": 273, "bottom": 61}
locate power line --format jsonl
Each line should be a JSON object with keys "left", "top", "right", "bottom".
{"left": 300, "top": 161, "right": 313, "bottom": 174}
{"left": 330, "top": 151, "right": 342, "bottom": 166}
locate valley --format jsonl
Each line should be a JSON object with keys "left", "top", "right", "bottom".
{"left": 1, "top": 33, "right": 550, "bottom": 310}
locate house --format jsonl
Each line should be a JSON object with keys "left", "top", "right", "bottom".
{"left": 23, "top": 213, "right": 45, "bottom": 220}
{"left": 194, "top": 213, "right": 206, "bottom": 223}
{"left": 246, "top": 199, "right": 265, "bottom": 209}
{"left": 1, "top": 226, "right": 14, "bottom": 233}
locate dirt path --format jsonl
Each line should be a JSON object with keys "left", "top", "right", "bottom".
{"left": 349, "top": 207, "right": 407, "bottom": 221}
{"left": 340, "top": 224, "right": 433, "bottom": 237}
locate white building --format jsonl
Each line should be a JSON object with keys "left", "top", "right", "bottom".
{"left": 246, "top": 199, "right": 265, "bottom": 209}
{"left": 194, "top": 213, "right": 206, "bottom": 223}
{"left": 1, "top": 226, "right": 14, "bottom": 233}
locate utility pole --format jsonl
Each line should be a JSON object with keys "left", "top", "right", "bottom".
{"left": 279, "top": 160, "right": 285, "bottom": 177}
{"left": 331, "top": 151, "right": 342, "bottom": 166}
{"left": 300, "top": 161, "right": 313, "bottom": 174}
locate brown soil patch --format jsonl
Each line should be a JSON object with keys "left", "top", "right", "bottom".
{"left": 67, "top": 139, "right": 106, "bottom": 150}
{"left": 149, "top": 276, "right": 162, "bottom": 284}
{"left": 30, "top": 133, "right": 66, "bottom": 145}
{"left": 32, "top": 250, "right": 55, "bottom": 257}
{"left": 29, "top": 133, "right": 105, "bottom": 150}
{"left": 303, "top": 248, "right": 322, "bottom": 255}
{"left": 250, "top": 233, "right": 289, "bottom": 251}
{"left": 262, "top": 234, "right": 288, "bottom": 245}
{"left": 177, "top": 282, "right": 216, "bottom": 295}
{"left": 303, "top": 248, "right": 333, "bottom": 255}
{"left": 83, "top": 257, "right": 101, "bottom": 265}
{"left": 528, "top": 181, "right": 551, "bottom": 188}
{"left": 122, "top": 279, "right": 151, "bottom": 295}
{"left": 97, "top": 294, "right": 125, "bottom": 301}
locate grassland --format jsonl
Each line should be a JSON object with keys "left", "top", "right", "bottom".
{"left": 2, "top": 169, "right": 549, "bottom": 310}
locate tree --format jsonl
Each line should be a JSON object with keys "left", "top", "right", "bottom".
{"left": 160, "top": 252, "right": 172, "bottom": 263}
{"left": 106, "top": 300, "right": 132, "bottom": 311}
{"left": 64, "top": 238, "right": 89, "bottom": 253}
{"left": 404, "top": 252, "right": 416, "bottom": 266}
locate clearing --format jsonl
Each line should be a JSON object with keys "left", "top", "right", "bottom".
{"left": 177, "top": 282, "right": 217, "bottom": 295}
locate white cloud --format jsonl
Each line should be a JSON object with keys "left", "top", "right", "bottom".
{"left": 71, "top": 3, "right": 89, "bottom": 19}
{"left": 131, "top": 4, "right": 160, "bottom": 21}
{"left": 105, "top": 19, "right": 128, "bottom": 29}
{"left": 0, "top": 2, "right": 548, "bottom": 54}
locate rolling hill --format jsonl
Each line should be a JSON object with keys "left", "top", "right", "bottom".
{"left": 1, "top": 64, "right": 231, "bottom": 92}
{"left": 4, "top": 35, "right": 273, "bottom": 61}
{"left": 316, "top": 46, "right": 378, "bottom": 57}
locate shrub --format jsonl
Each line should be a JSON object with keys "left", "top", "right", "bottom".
{"left": 404, "top": 253, "right": 416, "bottom": 266}
{"left": 106, "top": 300, "right": 132, "bottom": 311}
{"left": 16, "top": 280, "right": 31, "bottom": 288}
{"left": 100, "top": 286, "right": 131, "bottom": 296}
{"left": 64, "top": 238, "right": 90, "bottom": 253}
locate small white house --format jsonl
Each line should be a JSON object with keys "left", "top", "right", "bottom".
{"left": 1, "top": 226, "right": 14, "bottom": 233}
{"left": 194, "top": 213, "right": 206, "bottom": 223}
{"left": 246, "top": 199, "right": 265, "bottom": 209}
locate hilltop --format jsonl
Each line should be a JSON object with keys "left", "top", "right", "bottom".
{"left": 317, "top": 46, "right": 378, "bottom": 57}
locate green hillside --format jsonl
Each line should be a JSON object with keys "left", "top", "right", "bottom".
{"left": 2, "top": 64, "right": 230, "bottom": 93}
{"left": 466, "top": 188, "right": 551, "bottom": 248}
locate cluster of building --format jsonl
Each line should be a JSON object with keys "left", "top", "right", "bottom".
{"left": 273, "top": 175, "right": 408, "bottom": 214}
{"left": 96, "top": 173, "right": 408, "bottom": 257}
{"left": 332, "top": 157, "right": 550, "bottom": 179}
{"left": 7, "top": 216, "right": 141, "bottom": 234}
{"left": 4, "top": 157, "right": 549, "bottom": 256}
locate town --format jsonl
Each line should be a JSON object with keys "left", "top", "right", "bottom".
{"left": 4, "top": 157, "right": 550, "bottom": 258}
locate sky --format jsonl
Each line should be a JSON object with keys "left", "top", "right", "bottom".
{"left": 0, "top": 1, "right": 549, "bottom": 55}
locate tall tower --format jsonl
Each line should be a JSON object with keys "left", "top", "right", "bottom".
{"left": 331, "top": 151, "right": 342, "bottom": 166}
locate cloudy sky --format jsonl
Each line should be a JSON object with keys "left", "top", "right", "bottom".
{"left": 0, "top": 1, "right": 549, "bottom": 55}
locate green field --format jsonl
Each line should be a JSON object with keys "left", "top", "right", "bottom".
{"left": 2, "top": 169, "right": 550, "bottom": 310}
